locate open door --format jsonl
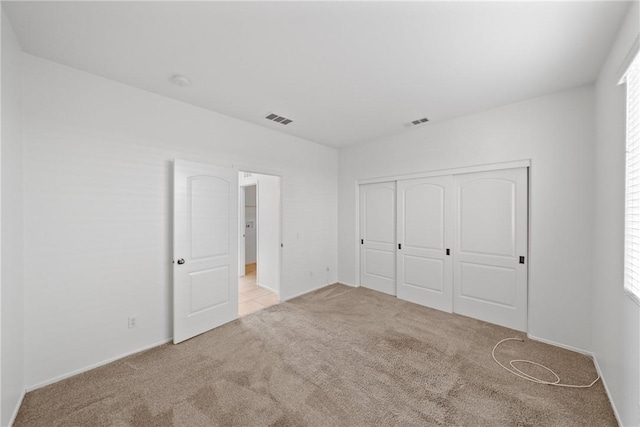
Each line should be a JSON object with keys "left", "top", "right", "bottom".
{"left": 173, "top": 159, "right": 238, "bottom": 344}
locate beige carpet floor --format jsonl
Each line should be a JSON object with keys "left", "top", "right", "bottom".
{"left": 15, "top": 284, "right": 615, "bottom": 426}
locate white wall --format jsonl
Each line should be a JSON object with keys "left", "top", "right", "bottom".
{"left": 22, "top": 54, "right": 338, "bottom": 389}
{"left": 593, "top": 3, "right": 639, "bottom": 425}
{"left": 339, "top": 85, "right": 596, "bottom": 352}
{"left": 256, "top": 174, "right": 280, "bottom": 293}
{"left": 0, "top": 10, "right": 24, "bottom": 427}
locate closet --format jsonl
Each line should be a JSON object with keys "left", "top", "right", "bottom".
{"left": 359, "top": 166, "right": 528, "bottom": 332}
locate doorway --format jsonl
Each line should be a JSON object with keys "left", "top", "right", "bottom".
{"left": 238, "top": 171, "right": 281, "bottom": 317}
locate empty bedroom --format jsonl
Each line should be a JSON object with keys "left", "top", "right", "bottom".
{"left": 1, "top": 1, "right": 639, "bottom": 426}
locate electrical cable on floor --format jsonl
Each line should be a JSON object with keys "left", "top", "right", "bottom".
{"left": 492, "top": 338, "right": 600, "bottom": 388}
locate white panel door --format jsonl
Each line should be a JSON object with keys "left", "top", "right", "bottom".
{"left": 360, "top": 182, "right": 396, "bottom": 295}
{"left": 453, "top": 168, "right": 528, "bottom": 331}
{"left": 174, "top": 159, "right": 238, "bottom": 344}
{"left": 397, "top": 176, "right": 453, "bottom": 312}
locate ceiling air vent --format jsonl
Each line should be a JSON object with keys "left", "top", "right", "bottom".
{"left": 410, "top": 117, "right": 429, "bottom": 126}
{"left": 265, "top": 113, "right": 293, "bottom": 125}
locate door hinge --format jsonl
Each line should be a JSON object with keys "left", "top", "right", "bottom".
{"left": 398, "top": 243, "right": 402, "bottom": 250}
{"left": 361, "top": 239, "right": 364, "bottom": 245}
{"left": 446, "top": 248, "right": 450, "bottom": 256}
{"left": 519, "top": 256, "right": 525, "bottom": 264}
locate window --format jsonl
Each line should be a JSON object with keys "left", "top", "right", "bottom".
{"left": 624, "top": 50, "right": 640, "bottom": 303}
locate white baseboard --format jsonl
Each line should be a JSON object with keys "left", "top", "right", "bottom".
{"left": 281, "top": 282, "right": 341, "bottom": 302}
{"left": 527, "top": 335, "right": 621, "bottom": 426}
{"left": 257, "top": 282, "right": 278, "bottom": 294}
{"left": 338, "top": 282, "right": 357, "bottom": 287}
{"left": 592, "top": 355, "right": 623, "bottom": 427}
{"left": 26, "top": 337, "right": 173, "bottom": 392}
{"left": 526, "top": 334, "right": 592, "bottom": 356}
{"left": 8, "top": 388, "right": 26, "bottom": 427}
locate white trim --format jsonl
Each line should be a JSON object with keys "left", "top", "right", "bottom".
{"left": 357, "top": 159, "right": 531, "bottom": 185}
{"left": 526, "top": 334, "right": 591, "bottom": 356}
{"left": 257, "top": 282, "right": 278, "bottom": 294}
{"left": 618, "top": 35, "right": 640, "bottom": 85}
{"left": 354, "top": 180, "right": 361, "bottom": 288}
{"left": 526, "top": 166, "right": 533, "bottom": 335}
{"left": 238, "top": 185, "right": 246, "bottom": 278}
{"left": 255, "top": 180, "right": 261, "bottom": 288}
{"left": 8, "top": 389, "right": 26, "bottom": 427}
{"left": 339, "top": 282, "right": 357, "bottom": 288}
{"left": 26, "top": 338, "right": 172, "bottom": 392}
{"left": 232, "top": 163, "right": 285, "bottom": 180}
{"left": 529, "top": 334, "right": 622, "bottom": 426}
{"left": 281, "top": 283, "right": 338, "bottom": 302}
{"left": 593, "top": 355, "right": 623, "bottom": 427}
{"left": 624, "top": 286, "right": 640, "bottom": 307}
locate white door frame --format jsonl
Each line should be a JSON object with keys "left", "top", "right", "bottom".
{"left": 237, "top": 169, "right": 282, "bottom": 299}
{"left": 354, "top": 159, "right": 531, "bottom": 329}
{"left": 239, "top": 182, "right": 259, "bottom": 282}
{"left": 238, "top": 185, "right": 246, "bottom": 277}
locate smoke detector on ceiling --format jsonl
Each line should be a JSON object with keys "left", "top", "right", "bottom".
{"left": 170, "top": 74, "right": 191, "bottom": 87}
{"left": 265, "top": 113, "right": 293, "bottom": 125}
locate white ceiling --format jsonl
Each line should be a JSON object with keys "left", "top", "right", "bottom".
{"left": 3, "top": 1, "right": 632, "bottom": 148}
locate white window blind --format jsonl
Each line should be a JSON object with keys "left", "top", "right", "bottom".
{"left": 625, "top": 52, "right": 640, "bottom": 303}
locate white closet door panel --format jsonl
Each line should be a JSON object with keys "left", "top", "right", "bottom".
{"left": 453, "top": 168, "right": 528, "bottom": 331}
{"left": 360, "top": 182, "right": 396, "bottom": 295}
{"left": 458, "top": 178, "right": 516, "bottom": 257}
{"left": 397, "top": 176, "right": 453, "bottom": 312}
{"left": 403, "top": 256, "right": 444, "bottom": 292}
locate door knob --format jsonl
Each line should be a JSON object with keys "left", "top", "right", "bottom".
{"left": 177, "top": 258, "right": 185, "bottom": 265}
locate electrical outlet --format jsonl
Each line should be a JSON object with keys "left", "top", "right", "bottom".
{"left": 128, "top": 316, "right": 137, "bottom": 329}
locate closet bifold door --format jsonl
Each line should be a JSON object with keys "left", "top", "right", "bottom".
{"left": 452, "top": 168, "right": 528, "bottom": 332}
{"left": 359, "top": 181, "right": 397, "bottom": 295}
{"left": 396, "top": 176, "right": 453, "bottom": 312}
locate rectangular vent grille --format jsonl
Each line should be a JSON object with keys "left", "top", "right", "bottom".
{"left": 265, "top": 113, "right": 293, "bottom": 125}
{"left": 410, "top": 117, "right": 429, "bottom": 126}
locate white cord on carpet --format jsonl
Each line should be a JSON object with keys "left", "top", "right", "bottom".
{"left": 491, "top": 338, "right": 600, "bottom": 388}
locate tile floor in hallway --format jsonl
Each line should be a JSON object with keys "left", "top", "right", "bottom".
{"left": 239, "top": 263, "right": 280, "bottom": 316}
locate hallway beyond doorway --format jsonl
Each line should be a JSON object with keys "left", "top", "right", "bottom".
{"left": 239, "top": 263, "right": 279, "bottom": 316}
